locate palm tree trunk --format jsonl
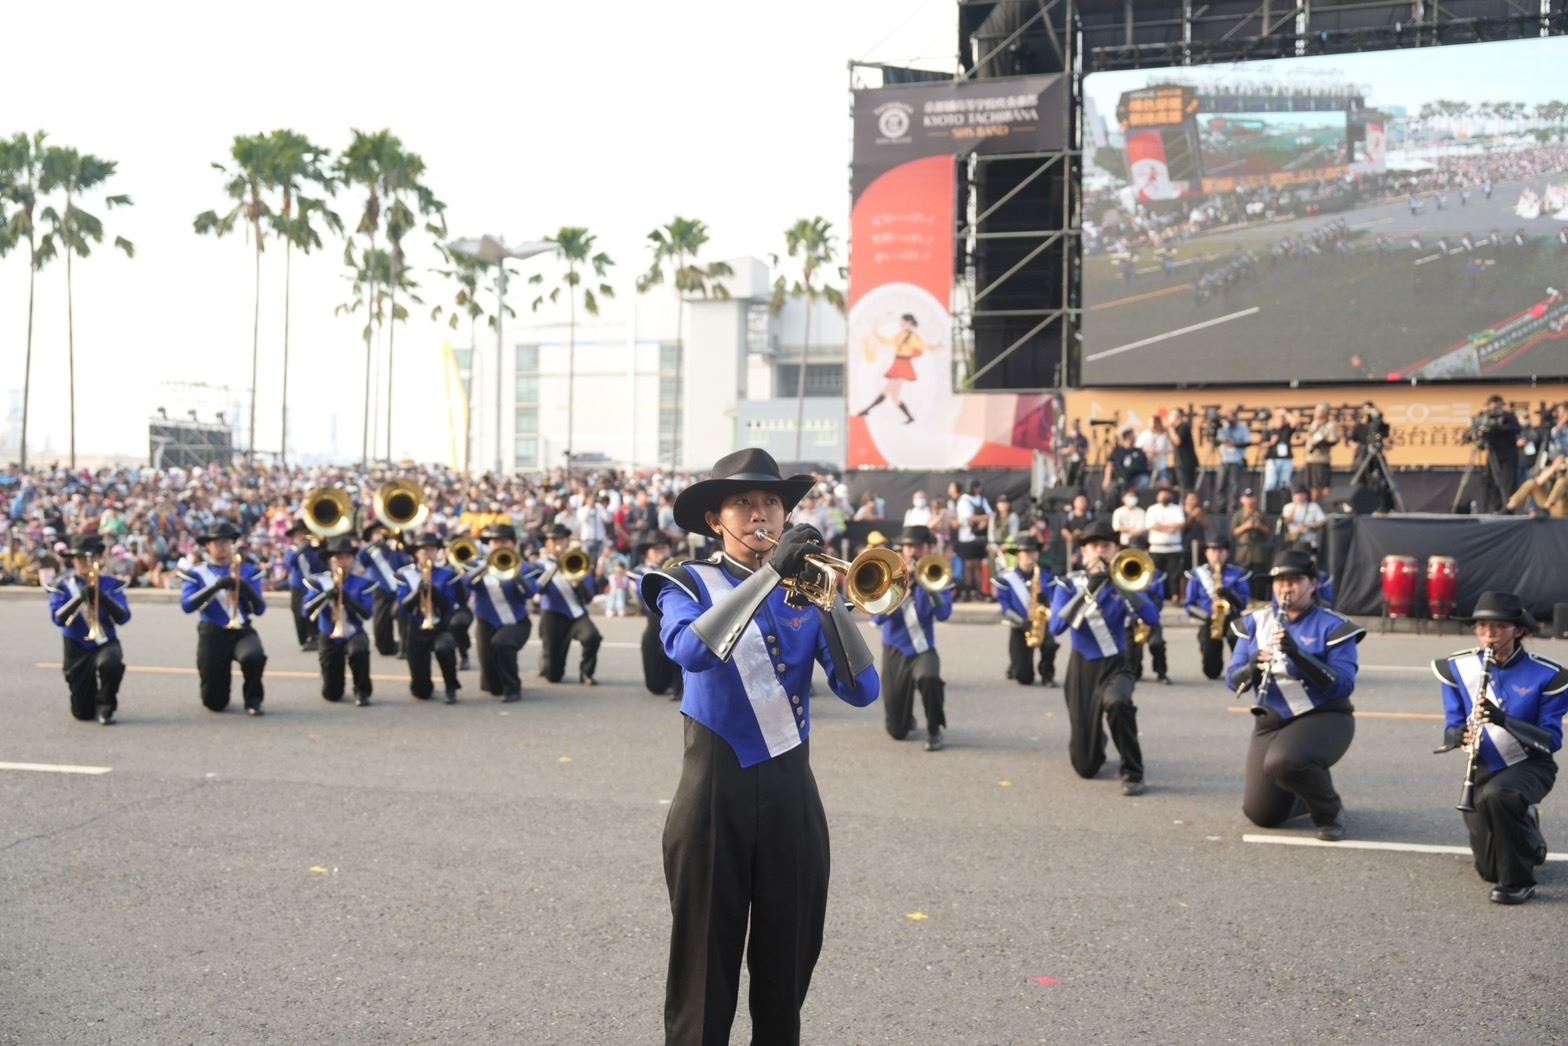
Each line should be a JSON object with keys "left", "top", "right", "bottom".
{"left": 793, "top": 292, "right": 812, "bottom": 463}
{"left": 464, "top": 318, "right": 476, "bottom": 474}
{"left": 566, "top": 278, "right": 577, "bottom": 471}
{"left": 280, "top": 240, "right": 293, "bottom": 467}
{"left": 19, "top": 242, "right": 36, "bottom": 471}
{"left": 361, "top": 237, "right": 376, "bottom": 467}
{"left": 66, "top": 233, "right": 77, "bottom": 469}
{"left": 672, "top": 290, "right": 684, "bottom": 472}
{"left": 248, "top": 233, "right": 262, "bottom": 462}
{"left": 385, "top": 273, "right": 397, "bottom": 462}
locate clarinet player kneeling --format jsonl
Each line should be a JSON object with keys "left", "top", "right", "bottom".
{"left": 1434, "top": 593, "right": 1567, "bottom": 905}
{"left": 1228, "top": 549, "right": 1365, "bottom": 841}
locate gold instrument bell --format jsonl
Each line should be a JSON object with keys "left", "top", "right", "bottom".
{"left": 913, "top": 553, "right": 952, "bottom": 594}
{"left": 483, "top": 546, "right": 522, "bottom": 581}
{"left": 556, "top": 546, "right": 591, "bottom": 584}
{"left": 447, "top": 536, "right": 481, "bottom": 568}
{"left": 1108, "top": 547, "right": 1155, "bottom": 594}
{"left": 303, "top": 487, "right": 355, "bottom": 540}
{"left": 373, "top": 479, "right": 427, "bottom": 533}
{"left": 755, "top": 529, "right": 908, "bottom": 615}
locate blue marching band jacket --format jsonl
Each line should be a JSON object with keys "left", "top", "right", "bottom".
{"left": 358, "top": 542, "right": 411, "bottom": 596}
{"left": 1048, "top": 570, "right": 1162, "bottom": 659}
{"left": 873, "top": 584, "right": 952, "bottom": 656}
{"left": 285, "top": 544, "right": 326, "bottom": 593}
{"left": 1433, "top": 647, "right": 1568, "bottom": 772}
{"left": 995, "top": 566, "right": 1049, "bottom": 630}
{"left": 48, "top": 571, "right": 131, "bottom": 648}
{"left": 300, "top": 569, "right": 378, "bottom": 641}
{"left": 538, "top": 558, "right": 596, "bottom": 620}
{"left": 467, "top": 563, "right": 540, "bottom": 628}
{"left": 640, "top": 555, "right": 879, "bottom": 769}
{"left": 394, "top": 563, "right": 463, "bottom": 629}
{"left": 180, "top": 562, "right": 268, "bottom": 628}
{"left": 1227, "top": 604, "right": 1364, "bottom": 720}
{"left": 1184, "top": 563, "right": 1251, "bottom": 622}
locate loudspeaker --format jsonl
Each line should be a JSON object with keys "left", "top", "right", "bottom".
{"left": 1554, "top": 603, "right": 1568, "bottom": 640}
{"left": 1264, "top": 488, "right": 1289, "bottom": 516}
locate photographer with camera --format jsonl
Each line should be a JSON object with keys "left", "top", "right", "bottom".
{"left": 1214, "top": 409, "right": 1252, "bottom": 513}
{"left": 1469, "top": 394, "right": 1522, "bottom": 512}
{"left": 1347, "top": 402, "right": 1397, "bottom": 511}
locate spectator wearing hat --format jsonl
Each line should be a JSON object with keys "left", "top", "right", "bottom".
{"left": 358, "top": 521, "right": 412, "bottom": 659}
{"left": 536, "top": 523, "right": 602, "bottom": 686}
{"left": 1184, "top": 535, "right": 1252, "bottom": 680}
{"left": 48, "top": 534, "right": 131, "bottom": 724}
{"left": 630, "top": 532, "right": 682, "bottom": 700}
{"left": 285, "top": 521, "right": 325, "bottom": 653}
{"left": 1433, "top": 593, "right": 1568, "bottom": 904}
{"left": 1230, "top": 490, "right": 1271, "bottom": 602}
{"left": 873, "top": 524, "right": 953, "bottom": 751}
{"left": 467, "top": 523, "right": 539, "bottom": 703}
{"left": 394, "top": 533, "right": 464, "bottom": 704}
{"left": 179, "top": 521, "right": 269, "bottom": 715}
{"left": 1048, "top": 520, "right": 1162, "bottom": 795}
{"left": 994, "top": 536, "right": 1057, "bottom": 687}
{"left": 637, "top": 448, "right": 879, "bottom": 1045}
{"left": 1228, "top": 549, "right": 1366, "bottom": 842}
{"left": 301, "top": 536, "right": 377, "bottom": 707}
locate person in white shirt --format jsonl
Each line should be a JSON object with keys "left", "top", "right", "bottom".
{"left": 1142, "top": 486, "right": 1185, "bottom": 601}
{"left": 1280, "top": 486, "right": 1327, "bottom": 552}
{"left": 903, "top": 491, "right": 932, "bottom": 528}
{"left": 1110, "top": 490, "right": 1147, "bottom": 548}
{"left": 1137, "top": 417, "right": 1175, "bottom": 485}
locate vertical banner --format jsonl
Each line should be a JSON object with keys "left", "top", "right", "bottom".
{"left": 847, "top": 74, "right": 1066, "bottom": 470}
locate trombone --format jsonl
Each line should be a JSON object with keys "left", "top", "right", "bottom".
{"left": 373, "top": 480, "right": 427, "bottom": 541}
{"left": 912, "top": 553, "right": 952, "bottom": 595}
{"left": 478, "top": 545, "right": 525, "bottom": 582}
{"left": 303, "top": 487, "right": 355, "bottom": 541}
{"left": 1108, "top": 547, "right": 1155, "bottom": 594}
{"left": 754, "top": 528, "right": 908, "bottom": 615}
{"left": 83, "top": 557, "right": 109, "bottom": 645}
{"left": 447, "top": 536, "right": 481, "bottom": 570}
{"left": 536, "top": 546, "right": 591, "bottom": 591}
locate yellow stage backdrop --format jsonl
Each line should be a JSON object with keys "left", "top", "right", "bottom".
{"left": 1063, "top": 383, "right": 1565, "bottom": 468}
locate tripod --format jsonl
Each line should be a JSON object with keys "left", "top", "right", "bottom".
{"left": 1449, "top": 442, "right": 1506, "bottom": 514}
{"left": 1350, "top": 439, "right": 1406, "bottom": 513}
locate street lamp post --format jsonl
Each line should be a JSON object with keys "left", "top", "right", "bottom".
{"left": 448, "top": 235, "right": 550, "bottom": 476}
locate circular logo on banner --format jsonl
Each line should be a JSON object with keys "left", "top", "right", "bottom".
{"left": 874, "top": 102, "right": 913, "bottom": 143}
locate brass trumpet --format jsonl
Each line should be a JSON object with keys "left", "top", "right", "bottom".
{"left": 754, "top": 528, "right": 908, "bottom": 615}
{"left": 303, "top": 487, "right": 355, "bottom": 540}
{"left": 913, "top": 553, "right": 952, "bottom": 594}
{"left": 1108, "top": 547, "right": 1155, "bottom": 594}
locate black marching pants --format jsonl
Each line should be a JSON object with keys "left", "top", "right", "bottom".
{"left": 1062, "top": 651, "right": 1143, "bottom": 782}
{"left": 1244, "top": 709, "right": 1355, "bottom": 827}
{"left": 1129, "top": 627, "right": 1168, "bottom": 679}
{"left": 63, "top": 638, "right": 124, "bottom": 720}
{"left": 195, "top": 623, "right": 267, "bottom": 711}
{"left": 642, "top": 617, "right": 683, "bottom": 697}
{"left": 539, "top": 611, "right": 601, "bottom": 683}
{"left": 289, "top": 589, "right": 314, "bottom": 646}
{"left": 407, "top": 626, "right": 459, "bottom": 699}
{"left": 1008, "top": 628, "right": 1057, "bottom": 685}
{"left": 319, "top": 633, "right": 372, "bottom": 702}
{"left": 1197, "top": 626, "right": 1237, "bottom": 680}
{"left": 475, "top": 617, "right": 531, "bottom": 696}
{"left": 881, "top": 647, "right": 945, "bottom": 740}
{"left": 663, "top": 719, "right": 828, "bottom": 1046}
{"left": 372, "top": 590, "right": 399, "bottom": 656}
{"left": 1464, "top": 758, "right": 1555, "bottom": 888}
{"left": 449, "top": 607, "right": 473, "bottom": 657}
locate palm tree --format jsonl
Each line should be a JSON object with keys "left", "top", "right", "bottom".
{"left": 194, "top": 133, "right": 275, "bottom": 461}
{"left": 528, "top": 227, "right": 614, "bottom": 471}
{"left": 2, "top": 132, "right": 56, "bottom": 471}
{"left": 266, "top": 130, "right": 339, "bottom": 467}
{"left": 378, "top": 151, "right": 444, "bottom": 462}
{"left": 38, "top": 146, "right": 133, "bottom": 468}
{"left": 433, "top": 246, "right": 514, "bottom": 474}
{"left": 337, "top": 129, "right": 403, "bottom": 466}
{"left": 636, "top": 217, "right": 732, "bottom": 471}
{"left": 769, "top": 217, "right": 846, "bottom": 462}
{"left": 336, "top": 246, "right": 392, "bottom": 445}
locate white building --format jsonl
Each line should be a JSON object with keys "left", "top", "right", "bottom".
{"left": 455, "top": 257, "right": 847, "bottom": 474}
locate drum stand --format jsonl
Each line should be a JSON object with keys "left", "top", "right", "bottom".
{"left": 1349, "top": 441, "right": 1406, "bottom": 513}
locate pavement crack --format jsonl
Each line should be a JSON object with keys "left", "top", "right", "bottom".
{"left": 0, "top": 778, "right": 213, "bottom": 855}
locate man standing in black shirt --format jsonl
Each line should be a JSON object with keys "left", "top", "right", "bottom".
{"left": 1103, "top": 429, "right": 1150, "bottom": 511}
{"left": 1170, "top": 409, "right": 1199, "bottom": 493}
{"left": 1470, "top": 394, "right": 1522, "bottom": 512}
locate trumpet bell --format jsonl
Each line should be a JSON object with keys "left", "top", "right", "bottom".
{"left": 303, "top": 488, "right": 355, "bottom": 539}
{"left": 913, "top": 553, "right": 952, "bottom": 594}
{"left": 842, "top": 547, "right": 908, "bottom": 615}
{"left": 374, "top": 480, "right": 426, "bottom": 532}
{"left": 558, "top": 547, "right": 591, "bottom": 585}
{"left": 1109, "top": 547, "right": 1156, "bottom": 594}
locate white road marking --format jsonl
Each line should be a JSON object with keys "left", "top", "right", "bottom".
{"left": 1085, "top": 307, "right": 1261, "bottom": 362}
{"left": 1244, "top": 834, "right": 1566, "bottom": 861}
{"left": 0, "top": 761, "right": 112, "bottom": 775}
{"left": 1350, "top": 217, "right": 1393, "bottom": 229}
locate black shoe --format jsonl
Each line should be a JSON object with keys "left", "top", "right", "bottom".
{"left": 1121, "top": 778, "right": 1146, "bottom": 797}
{"left": 302, "top": 638, "right": 319, "bottom": 653}
{"left": 1041, "top": 676, "right": 1056, "bottom": 688}
{"left": 924, "top": 729, "right": 944, "bottom": 752}
{"left": 396, "top": 652, "right": 407, "bottom": 661}
{"left": 444, "top": 689, "right": 458, "bottom": 705}
{"left": 96, "top": 710, "right": 114, "bottom": 726}
{"left": 246, "top": 706, "right": 264, "bottom": 717}
{"left": 1315, "top": 817, "right": 1345, "bottom": 842}
{"left": 354, "top": 693, "right": 371, "bottom": 707}
{"left": 580, "top": 673, "right": 597, "bottom": 687}
{"left": 1157, "top": 674, "right": 1172, "bottom": 685}
{"left": 501, "top": 689, "right": 522, "bottom": 704}
{"left": 460, "top": 654, "right": 472, "bottom": 671}
{"left": 1489, "top": 884, "right": 1536, "bottom": 905}
{"left": 1287, "top": 797, "right": 1309, "bottom": 821}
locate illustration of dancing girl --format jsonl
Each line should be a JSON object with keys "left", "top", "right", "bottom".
{"left": 856, "top": 313, "right": 943, "bottom": 424}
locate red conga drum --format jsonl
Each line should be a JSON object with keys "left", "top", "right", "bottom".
{"left": 1381, "top": 555, "right": 1418, "bottom": 618}
{"left": 1426, "top": 556, "right": 1459, "bottom": 620}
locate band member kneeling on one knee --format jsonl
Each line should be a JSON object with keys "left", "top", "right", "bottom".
{"left": 301, "top": 535, "right": 377, "bottom": 707}
{"left": 995, "top": 536, "right": 1057, "bottom": 687}
{"left": 395, "top": 533, "right": 463, "bottom": 704}
{"left": 638, "top": 448, "right": 880, "bottom": 1046}
{"left": 1228, "top": 549, "right": 1365, "bottom": 841}
{"left": 49, "top": 534, "right": 130, "bottom": 725}
{"left": 1433, "top": 592, "right": 1567, "bottom": 905}
{"left": 467, "top": 524, "right": 538, "bottom": 703}
{"left": 180, "top": 522, "right": 268, "bottom": 716}
{"left": 1048, "top": 521, "right": 1161, "bottom": 796}
{"left": 631, "top": 532, "right": 683, "bottom": 700}
{"left": 284, "top": 521, "right": 324, "bottom": 653}
{"left": 1184, "top": 534, "right": 1250, "bottom": 680}
{"left": 358, "top": 521, "right": 410, "bottom": 658}
{"left": 874, "top": 525, "right": 952, "bottom": 751}
{"left": 536, "top": 524, "right": 602, "bottom": 686}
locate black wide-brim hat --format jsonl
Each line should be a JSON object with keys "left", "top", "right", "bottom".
{"left": 410, "top": 532, "right": 443, "bottom": 550}
{"left": 1010, "top": 536, "right": 1041, "bottom": 553}
{"left": 287, "top": 520, "right": 310, "bottom": 537}
{"left": 545, "top": 523, "right": 574, "bottom": 542}
{"left": 484, "top": 524, "right": 518, "bottom": 542}
{"left": 360, "top": 521, "right": 386, "bottom": 542}
{"left": 1204, "top": 534, "right": 1232, "bottom": 550}
{"left": 635, "top": 531, "right": 672, "bottom": 559}
{"left": 1079, "top": 521, "right": 1119, "bottom": 545}
{"left": 322, "top": 535, "right": 358, "bottom": 556}
{"left": 197, "top": 522, "right": 242, "bottom": 544}
{"left": 897, "top": 525, "right": 936, "bottom": 547}
{"left": 1268, "top": 548, "right": 1316, "bottom": 578}
{"left": 70, "top": 534, "right": 106, "bottom": 555}
{"left": 1460, "top": 591, "right": 1539, "bottom": 632}
{"left": 673, "top": 449, "right": 815, "bottom": 534}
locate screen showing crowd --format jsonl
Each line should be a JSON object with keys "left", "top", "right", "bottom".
{"left": 1080, "top": 36, "right": 1568, "bottom": 387}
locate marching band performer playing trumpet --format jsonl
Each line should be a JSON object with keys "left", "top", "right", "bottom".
{"left": 1433, "top": 592, "right": 1567, "bottom": 905}
{"left": 467, "top": 524, "right": 539, "bottom": 703}
{"left": 1049, "top": 521, "right": 1162, "bottom": 795}
{"left": 180, "top": 522, "right": 268, "bottom": 716}
{"left": 301, "top": 535, "right": 378, "bottom": 707}
{"left": 395, "top": 533, "right": 464, "bottom": 704}
{"left": 873, "top": 525, "right": 953, "bottom": 750}
{"left": 994, "top": 536, "right": 1057, "bottom": 687}
{"left": 1228, "top": 549, "right": 1364, "bottom": 841}
{"left": 48, "top": 534, "right": 131, "bottom": 725}
{"left": 636, "top": 449, "right": 879, "bottom": 1046}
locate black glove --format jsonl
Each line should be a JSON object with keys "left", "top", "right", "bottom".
{"left": 1239, "top": 663, "right": 1265, "bottom": 693}
{"left": 1480, "top": 698, "right": 1506, "bottom": 727}
{"left": 238, "top": 582, "right": 264, "bottom": 614}
{"left": 104, "top": 597, "right": 131, "bottom": 625}
{"left": 1035, "top": 591, "right": 1051, "bottom": 606}
{"left": 1277, "top": 628, "right": 1299, "bottom": 655}
{"left": 1086, "top": 571, "right": 1109, "bottom": 594}
{"left": 771, "top": 524, "right": 823, "bottom": 580}
{"left": 1433, "top": 726, "right": 1466, "bottom": 754}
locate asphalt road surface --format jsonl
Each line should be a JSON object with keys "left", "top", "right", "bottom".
{"left": 4, "top": 596, "right": 1566, "bottom": 1045}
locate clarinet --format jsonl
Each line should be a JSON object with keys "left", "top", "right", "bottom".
{"left": 1250, "top": 606, "right": 1286, "bottom": 717}
{"left": 1455, "top": 645, "right": 1496, "bottom": 813}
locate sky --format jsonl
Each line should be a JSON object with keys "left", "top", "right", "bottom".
{"left": 0, "top": 0, "right": 957, "bottom": 466}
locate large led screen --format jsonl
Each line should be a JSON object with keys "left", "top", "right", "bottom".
{"left": 1080, "top": 36, "right": 1568, "bottom": 386}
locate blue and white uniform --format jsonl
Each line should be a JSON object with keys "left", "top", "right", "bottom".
{"left": 180, "top": 562, "right": 267, "bottom": 628}
{"left": 1227, "top": 604, "right": 1363, "bottom": 721}
{"left": 1049, "top": 571, "right": 1161, "bottom": 661}
{"left": 303, "top": 570, "right": 378, "bottom": 640}
{"left": 537, "top": 555, "right": 602, "bottom": 684}
{"left": 468, "top": 562, "right": 540, "bottom": 698}
{"left": 180, "top": 560, "right": 268, "bottom": 713}
{"left": 872, "top": 583, "right": 951, "bottom": 741}
{"left": 49, "top": 570, "right": 131, "bottom": 722}
{"left": 395, "top": 562, "right": 464, "bottom": 700}
{"left": 996, "top": 566, "right": 1057, "bottom": 686}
